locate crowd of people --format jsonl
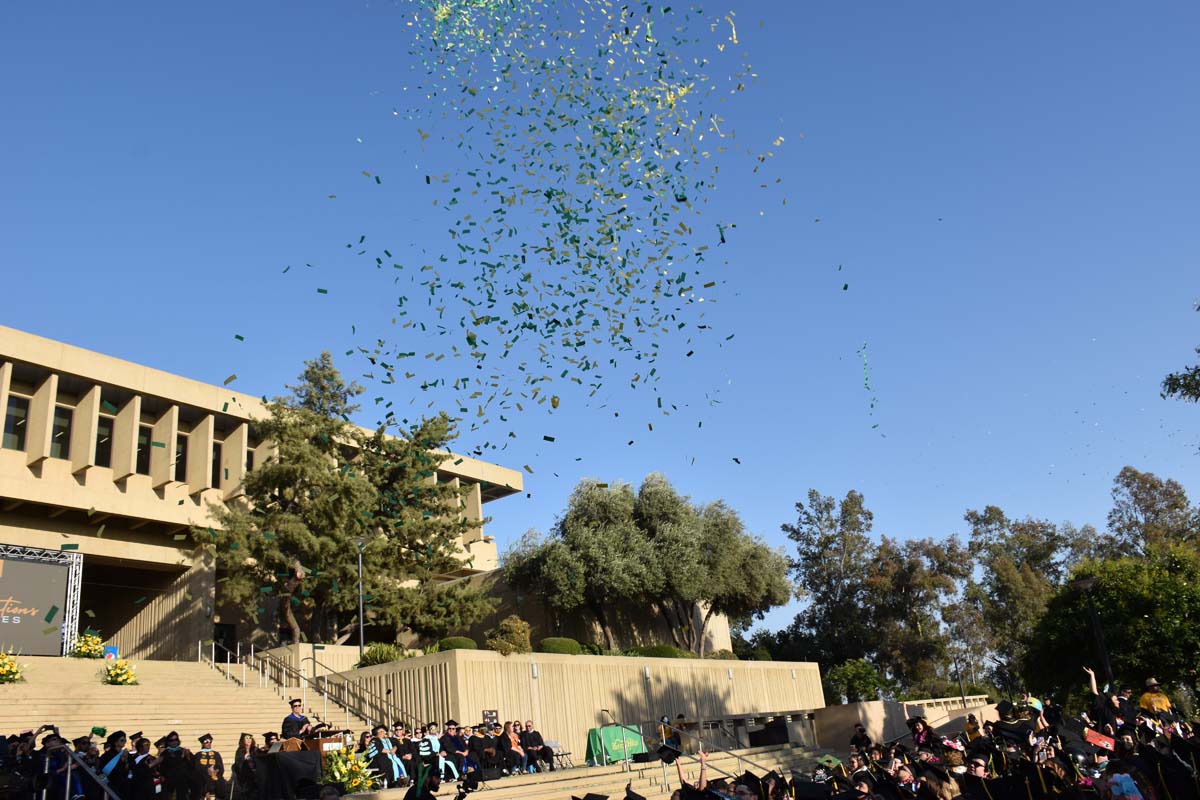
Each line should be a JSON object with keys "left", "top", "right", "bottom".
{"left": 657, "top": 670, "right": 1199, "bottom": 800}
{"left": 0, "top": 697, "right": 560, "bottom": 800}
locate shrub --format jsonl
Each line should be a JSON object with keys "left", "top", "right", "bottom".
{"left": 705, "top": 649, "right": 738, "bottom": 660}
{"left": 485, "top": 616, "right": 533, "bottom": 655}
{"left": 580, "top": 642, "right": 605, "bottom": 656}
{"left": 622, "top": 645, "right": 697, "bottom": 659}
{"left": 438, "top": 636, "right": 478, "bottom": 651}
{"left": 72, "top": 632, "right": 105, "bottom": 659}
{"left": 748, "top": 648, "right": 773, "bottom": 661}
{"left": 356, "top": 643, "right": 406, "bottom": 668}
{"left": 538, "top": 637, "right": 583, "bottom": 655}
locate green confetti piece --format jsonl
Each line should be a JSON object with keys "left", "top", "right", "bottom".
{"left": 542, "top": 435, "right": 555, "bottom": 442}
{"left": 317, "top": 288, "right": 329, "bottom": 294}
{"left": 85, "top": 610, "right": 96, "bottom": 618}
{"left": 60, "top": 543, "right": 79, "bottom": 551}
{"left": 234, "top": 334, "right": 245, "bottom": 341}
{"left": 260, "top": 586, "right": 273, "bottom": 593}
{"left": 222, "top": 402, "right": 229, "bottom": 412}
{"left": 44, "top": 605, "right": 59, "bottom": 623}
{"left": 96, "top": 525, "right": 105, "bottom": 538}
{"left": 223, "top": 374, "right": 238, "bottom": 386}
{"left": 173, "top": 534, "right": 187, "bottom": 541}
{"left": 133, "top": 596, "right": 146, "bottom": 605}
{"left": 101, "top": 400, "right": 118, "bottom": 413}
{"left": 151, "top": 441, "right": 165, "bottom": 448}
{"left": 42, "top": 626, "right": 56, "bottom": 635}
{"left": 84, "top": 627, "right": 98, "bottom": 635}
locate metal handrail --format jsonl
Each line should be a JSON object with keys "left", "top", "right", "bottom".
{"left": 300, "top": 654, "right": 422, "bottom": 731}
{"left": 46, "top": 742, "right": 123, "bottom": 800}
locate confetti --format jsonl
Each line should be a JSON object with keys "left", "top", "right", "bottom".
{"left": 234, "top": 334, "right": 245, "bottom": 341}
{"left": 223, "top": 374, "right": 238, "bottom": 386}
{"left": 60, "top": 543, "right": 78, "bottom": 551}
{"left": 44, "top": 605, "right": 59, "bottom": 623}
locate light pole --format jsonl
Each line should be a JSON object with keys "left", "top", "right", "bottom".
{"left": 355, "top": 537, "right": 366, "bottom": 662}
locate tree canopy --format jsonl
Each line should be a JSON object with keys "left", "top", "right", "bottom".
{"left": 502, "top": 473, "right": 790, "bottom": 655}
{"left": 195, "top": 352, "right": 494, "bottom": 645}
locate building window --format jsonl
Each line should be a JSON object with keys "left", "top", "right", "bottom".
{"left": 211, "top": 441, "right": 223, "bottom": 488}
{"left": 175, "top": 434, "right": 188, "bottom": 483}
{"left": 95, "top": 416, "right": 114, "bottom": 468}
{"left": 2, "top": 395, "right": 30, "bottom": 451}
{"left": 50, "top": 405, "right": 73, "bottom": 460}
{"left": 135, "top": 424, "right": 152, "bottom": 476}
{"left": 246, "top": 449, "right": 255, "bottom": 473}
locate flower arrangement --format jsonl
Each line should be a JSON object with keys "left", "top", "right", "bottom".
{"left": 102, "top": 659, "right": 138, "bottom": 685}
{"left": 72, "top": 633, "right": 105, "bottom": 659}
{"left": 0, "top": 652, "right": 24, "bottom": 684}
{"left": 322, "top": 746, "right": 380, "bottom": 794}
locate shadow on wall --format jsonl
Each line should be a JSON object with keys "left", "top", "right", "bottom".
{"left": 812, "top": 699, "right": 996, "bottom": 752}
{"left": 452, "top": 570, "right": 732, "bottom": 653}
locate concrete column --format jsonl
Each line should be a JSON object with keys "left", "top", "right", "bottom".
{"left": 463, "top": 482, "right": 484, "bottom": 544}
{"left": 186, "top": 414, "right": 214, "bottom": 495}
{"left": 70, "top": 385, "right": 101, "bottom": 475}
{"left": 25, "top": 373, "right": 58, "bottom": 466}
{"left": 0, "top": 363, "right": 10, "bottom": 434}
{"left": 111, "top": 395, "right": 142, "bottom": 480}
{"left": 254, "top": 440, "right": 277, "bottom": 469}
{"left": 150, "top": 406, "right": 179, "bottom": 489}
{"left": 221, "top": 422, "right": 248, "bottom": 498}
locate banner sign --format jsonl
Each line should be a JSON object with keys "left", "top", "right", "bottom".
{"left": 0, "top": 555, "right": 71, "bottom": 655}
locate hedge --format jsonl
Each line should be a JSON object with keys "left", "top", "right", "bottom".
{"left": 622, "top": 644, "right": 697, "bottom": 659}
{"left": 438, "top": 636, "right": 478, "bottom": 651}
{"left": 537, "top": 637, "right": 583, "bottom": 655}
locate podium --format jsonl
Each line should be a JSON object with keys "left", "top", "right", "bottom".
{"left": 303, "top": 736, "right": 347, "bottom": 767}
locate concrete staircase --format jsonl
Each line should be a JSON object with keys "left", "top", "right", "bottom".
{"left": 358, "top": 742, "right": 829, "bottom": 800}
{"left": 0, "top": 656, "right": 366, "bottom": 754}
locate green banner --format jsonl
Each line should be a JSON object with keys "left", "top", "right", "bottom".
{"left": 584, "top": 725, "right": 647, "bottom": 765}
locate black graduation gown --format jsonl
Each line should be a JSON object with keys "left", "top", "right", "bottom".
{"left": 130, "top": 755, "right": 159, "bottom": 800}
{"left": 194, "top": 749, "right": 225, "bottom": 797}
{"left": 98, "top": 750, "right": 132, "bottom": 800}
{"left": 280, "top": 715, "right": 310, "bottom": 740}
{"left": 232, "top": 750, "right": 258, "bottom": 800}
{"left": 467, "top": 735, "right": 493, "bottom": 769}
{"left": 159, "top": 748, "right": 194, "bottom": 800}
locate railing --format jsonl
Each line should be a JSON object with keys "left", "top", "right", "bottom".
{"left": 42, "top": 742, "right": 123, "bottom": 800}
{"left": 195, "top": 639, "right": 422, "bottom": 734}
{"left": 300, "top": 653, "right": 423, "bottom": 732}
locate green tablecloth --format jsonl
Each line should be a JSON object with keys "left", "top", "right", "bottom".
{"left": 584, "top": 725, "right": 648, "bottom": 765}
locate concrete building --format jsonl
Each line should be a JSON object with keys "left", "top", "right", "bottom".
{"left": 0, "top": 325, "right": 522, "bottom": 659}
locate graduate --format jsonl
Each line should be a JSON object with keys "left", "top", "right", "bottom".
{"left": 194, "top": 735, "right": 225, "bottom": 799}
{"left": 367, "top": 725, "right": 408, "bottom": 787}
{"left": 130, "top": 738, "right": 160, "bottom": 800}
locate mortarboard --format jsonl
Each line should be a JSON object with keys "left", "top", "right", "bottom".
{"left": 625, "top": 783, "right": 648, "bottom": 800}
{"left": 154, "top": 737, "right": 167, "bottom": 748}
{"left": 198, "top": 734, "right": 213, "bottom": 744}
{"left": 738, "top": 770, "right": 766, "bottom": 800}
{"left": 571, "top": 795, "right": 609, "bottom": 800}
{"left": 789, "top": 777, "right": 833, "bottom": 800}
{"left": 263, "top": 732, "right": 277, "bottom": 739}
{"left": 656, "top": 742, "right": 682, "bottom": 764}
{"left": 73, "top": 736, "right": 92, "bottom": 748}
{"left": 128, "top": 731, "right": 142, "bottom": 742}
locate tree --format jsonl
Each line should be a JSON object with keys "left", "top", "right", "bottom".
{"left": 1162, "top": 304, "right": 1200, "bottom": 403}
{"left": 964, "top": 506, "right": 1090, "bottom": 679}
{"left": 1023, "top": 545, "right": 1200, "bottom": 699}
{"left": 1104, "top": 466, "right": 1197, "bottom": 556}
{"left": 196, "top": 353, "right": 490, "bottom": 645}
{"left": 503, "top": 475, "right": 790, "bottom": 654}
{"left": 823, "top": 658, "right": 891, "bottom": 704}
{"left": 865, "top": 535, "right": 971, "bottom": 694}
{"left": 777, "top": 490, "right": 877, "bottom": 667}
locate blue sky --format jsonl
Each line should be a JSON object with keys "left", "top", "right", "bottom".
{"left": 4, "top": 1, "right": 1199, "bottom": 634}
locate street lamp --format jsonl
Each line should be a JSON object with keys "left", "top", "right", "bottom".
{"left": 355, "top": 537, "right": 366, "bottom": 662}
{"left": 1071, "top": 576, "right": 1113, "bottom": 687}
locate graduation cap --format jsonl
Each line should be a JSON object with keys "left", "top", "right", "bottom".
{"left": 106, "top": 731, "right": 126, "bottom": 746}
{"left": 198, "top": 734, "right": 213, "bottom": 744}
{"left": 738, "top": 770, "right": 766, "bottom": 800}
{"left": 625, "top": 783, "right": 648, "bottom": 800}
{"left": 154, "top": 737, "right": 167, "bottom": 748}
{"left": 789, "top": 778, "right": 833, "bottom": 800}
{"left": 905, "top": 716, "right": 928, "bottom": 729}
{"left": 680, "top": 784, "right": 719, "bottom": 800}
{"left": 571, "top": 795, "right": 609, "bottom": 800}
{"left": 73, "top": 736, "right": 93, "bottom": 749}
{"left": 817, "top": 754, "right": 843, "bottom": 768}
{"left": 289, "top": 698, "right": 303, "bottom": 705}
{"left": 129, "top": 731, "right": 143, "bottom": 742}
{"left": 656, "top": 742, "right": 682, "bottom": 764}
{"left": 263, "top": 732, "right": 278, "bottom": 740}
